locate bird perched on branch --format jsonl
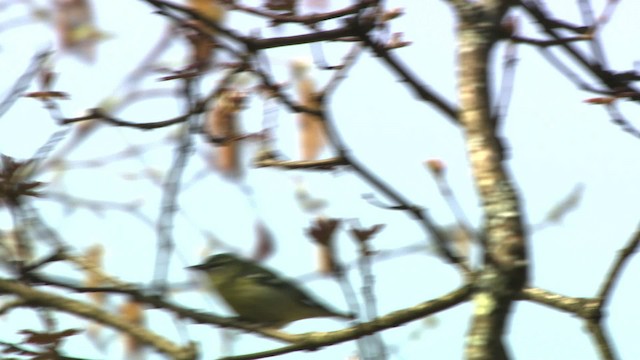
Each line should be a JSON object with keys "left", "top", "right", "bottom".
{"left": 188, "top": 253, "right": 354, "bottom": 327}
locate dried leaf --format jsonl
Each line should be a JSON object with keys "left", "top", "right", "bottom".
{"left": 20, "top": 328, "right": 82, "bottom": 346}
{"left": 350, "top": 224, "right": 385, "bottom": 243}
{"left": 584, "top": 97, "right": 616, "bottom": 105}
{"left": 186, "top": 30, "right": 216, "bottom": 71}
{"left": 292, "top": 60, "right": 326, "bottom": 160}
{"left": 307, "top": 217, "right": 340, "bottom": 246}
{"left": 23, "top": 91, "right": 70, "bottom": 100}
{"left": 83, "top": 244, "right": 105, "bottom": 306}
{"left": 38, "top": 68, "right": 57, "bottom": 90}
{"left": 500, "top": 15, "right": 518, "bottom": 37}
{"left": 54, "top": 0, "right": 104, "bottom": 62}
{"left": 0, "top": 155, "right": 44, "bottom": 207}
{"left": 206, "top": 90, "right": 247, "bottom": 178}
{"left": 251, "top": 221, "right": 275, "bottom": 262}
{"left": 188, "top": 0, "right": 226, "bottom": 37}
{"left": 424, "top": 159, "right": 446, "bottom": 178}
{"left": 119, "top": 300, "right": 145, "bottom": 357}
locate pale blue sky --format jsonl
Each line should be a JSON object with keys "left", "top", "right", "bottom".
{"left": 0, "top": 1, "right": 639, "bottom": 359}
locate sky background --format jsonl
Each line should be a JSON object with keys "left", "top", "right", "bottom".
{"left": 0, "top": 0, "right": 639, "bottom": 359}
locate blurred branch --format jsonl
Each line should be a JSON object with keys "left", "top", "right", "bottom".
{"left": 61, "top": 107, "right": 193, "bottom": 129}
{"left": 521, "top": 3, "right": 640, "bottom": 91}
{"left": 152, "top": 80, "right": 198, "bottom": 293}
{"left": 0, "top": 278, "right": 197, "bottom": 360}
{"left": 577, "top": 0, "right": 607, "bottom": 66}
{"left": 520, "top": 0, "right": 640, "bottom": 138}
{"left": 219, "top": 285, "right": 472, "bottom": 360}
{"left": 254, "top": 156, "right": 348, "bottom": 170}
{"left": 524, "top": 285, "right": 616, "bottom": 360}
{"left": 322, "top": 44, "right": 363, "bottom": 96}
{"left": 585, "top": 320, "right": 617, "bottom": 360}
{"left": 492, "top": 38, "right": 518, "bottom": 124}
{"left": 521, "top": 225, "right": 639, "bottom": 360}
{"left": 350, "top": 223, "right": 388, "bottom": 359}
{"left": 356, "top": 28, "right": 459, "bottom": 122}
{"left": 520, "top": 287, "right": 600, "bottom": 318}
{"left": 0, "top": 48, "right": 51, "bottom": 118}
{"left": 22, "top": 271, "right": 297, "bottom": 340}
{"left": 218, "top": 0, "right": 374, "bottom": 26}
{"left": 251, "top": 24, "right": 362, "bottom": 50}
{"left": 43, "top": 191, "right": 153, "bottom": 226}
{"left": 425, "top": 160, "right": 477, "bottom": 247}
{"left": 597, "top": 227, "right": 640, "bottom": 306}
{"left": 531, "top": 184, "right": 584, "bottom": 232}
{"left": 511, "top": 34, "right": 592, "bottom": 47}
{"left": 319, "top": 107, "right": 467, "bottom": 272}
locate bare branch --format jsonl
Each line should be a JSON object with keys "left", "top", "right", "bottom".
{"left": 218, "top": 285, "right": 471, "bottom": 360}
{"left": 597, "top": 228, "right": 640, "bottom": 305}
{"left": 0, "top": 278, "right": 197, "bottom": 360}
{"left": 356, "top": 31, "right": 459, "bottom": 122}
{"left": 585, "top": 320, "right": 618, "bottom": 360}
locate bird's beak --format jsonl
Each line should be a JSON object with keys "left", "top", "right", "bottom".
{"left": 186, "top": 264, "right": 206, "bottom": 271}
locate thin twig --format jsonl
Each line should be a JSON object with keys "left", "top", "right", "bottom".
{"left": 357, "top": 31, "right": 459, "bottom": 122}
{"left": 0, "top": 48, "right": 51, "bottom": 118}
{"left": 0, "top": 278, "right": 197, "bottom": 360}
{"left": 254, "top": 157, "right": 348, "bottom": 170}
{"left": 577, "top": 0, "right": 608, "bottom": 66}
{"left": 520, "top": 287, "right": 600, "bottom": 319}
{"left": 152, "top": 80, "right": 198, "bottom": 293}
{"left": 218, "top": 285, "right": 472, "bottom": 360}
{"left": 597, "top": 228, "right": 640, "bottom": 306}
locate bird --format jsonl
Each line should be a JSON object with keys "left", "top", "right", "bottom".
{"left": 187, "top": 253, "right": 354, "bottom": 327}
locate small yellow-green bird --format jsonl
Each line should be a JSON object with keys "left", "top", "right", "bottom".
{"left": 188, "top": 253, "right": 354, "bottom": 327}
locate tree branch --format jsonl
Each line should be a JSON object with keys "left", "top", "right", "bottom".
{"left": 219, "top": 285, "right": 471, "bottom": 360}
{"left": 0, "top": 278, "right": 197, "bottom": 360}
{"left": 597, "top": 228, "right": 640, "bottom": 306}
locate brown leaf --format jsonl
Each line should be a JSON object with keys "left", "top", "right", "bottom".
{"left": 119, "top": 299, "right": 145, "bottom": 356}
{"left": 584, "top": 97, "right": 616, "bottom": 105}
{"left": 306, "top": 217, "right": 340, "bottom": 246}
{"left": 188, "top": 0, "right": 226, "bottom": 37}
{"left": 206, "top": 90, "right": 247, "bottom": 178}
{"left": 292, "top": 60, "right": 326, "bottom": 160}
{"left": 38, "top": 69, "right": 57, "bottom": 90}
{"left": 251, "top": 221, "right": 275, "bottom": 262}
{"left": 186, "top": 30, "right": 216, "bottom": 71}
{"left": 350, "top": 224, "right": 385, "bottom": 243}
{"left": 188, "top": 0, "right": 226, "bottom": 24}
{"left": 23, "top": 91, "right": 70, "bottom": 100}
{"left": 54, "top": 0, "right": 103, "bottom": 62}
{"left": 424, "top": 159, "right": 446, "bottom": 178}
{"left": 0, "top": 156, "right": 44, "bottom": 207}
{"left": 20, "top": 329, "right": 82, "bottom": 346}
{"left": 83, "top": 244, "right": 105, "bottom": 306}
